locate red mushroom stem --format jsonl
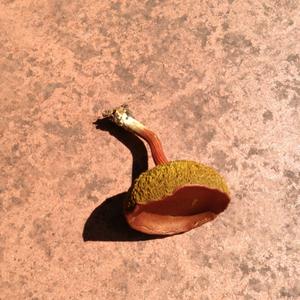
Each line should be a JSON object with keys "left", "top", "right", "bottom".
{"left": 102, "top": 105, "right": 168, "bottom": 165}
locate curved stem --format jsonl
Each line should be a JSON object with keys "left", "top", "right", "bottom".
{"left": 102, "top": 105, "right": 168, "bottom": 165}
{"left": 137, "top": 128, "right": 168, "bottom": 165}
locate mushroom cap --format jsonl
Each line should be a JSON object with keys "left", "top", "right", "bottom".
{"left": 124, "top": 160, "right": 230, "bottom": 235}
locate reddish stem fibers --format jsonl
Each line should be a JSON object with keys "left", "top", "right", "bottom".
{"left": 136, "top": 127, "right": 168, "bottom": 165}
{"left": 102, "top": 105, "right": 168, "bottom": 165}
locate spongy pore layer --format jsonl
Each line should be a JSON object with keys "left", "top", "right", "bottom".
{"left": 130, "top": 160, "right": 230, "bottom": 205}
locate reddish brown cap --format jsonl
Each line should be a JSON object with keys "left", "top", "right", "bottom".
{"left": 124, "top": 184, "right": 230, "bottom": 235}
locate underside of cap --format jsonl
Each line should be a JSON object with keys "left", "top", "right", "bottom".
{"left": 129, "top": 160, "right": 230, "bottom": 207}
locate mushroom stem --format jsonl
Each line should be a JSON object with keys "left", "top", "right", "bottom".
{"left": 102, "top": 105, "right": 168, "bottom": 165}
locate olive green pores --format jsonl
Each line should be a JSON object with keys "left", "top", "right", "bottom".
{"left": 130, "top": 160, "right": 230, "bottom": 205}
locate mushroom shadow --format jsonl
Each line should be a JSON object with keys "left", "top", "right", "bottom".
{"left": 82, "top": 118, "right": 165, "bottom": 241}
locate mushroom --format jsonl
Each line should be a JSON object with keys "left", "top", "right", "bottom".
{"left": 102, "top": 105, "right": 230, "bottom": 235}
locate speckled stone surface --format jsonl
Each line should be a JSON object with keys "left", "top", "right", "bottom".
{"left": 1, "top": 1, "right": 299, "bottom": 299}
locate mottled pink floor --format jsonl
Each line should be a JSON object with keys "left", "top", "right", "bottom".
{"left": 1, "top": 1, "right": 299, "bottom": 299}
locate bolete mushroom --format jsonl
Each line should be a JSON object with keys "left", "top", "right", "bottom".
{"left": 102, "top": 105, "right": 230, "bottom": 235}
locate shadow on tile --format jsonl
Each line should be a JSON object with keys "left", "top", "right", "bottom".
{"left": 83, "top": 118, "right": 165, "bottom": 242}
{"left": 93, "top": 117, "right": 148, "bottom": 184}
{"left": 83, "top": 192, "right": 164, "bottom": 241}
